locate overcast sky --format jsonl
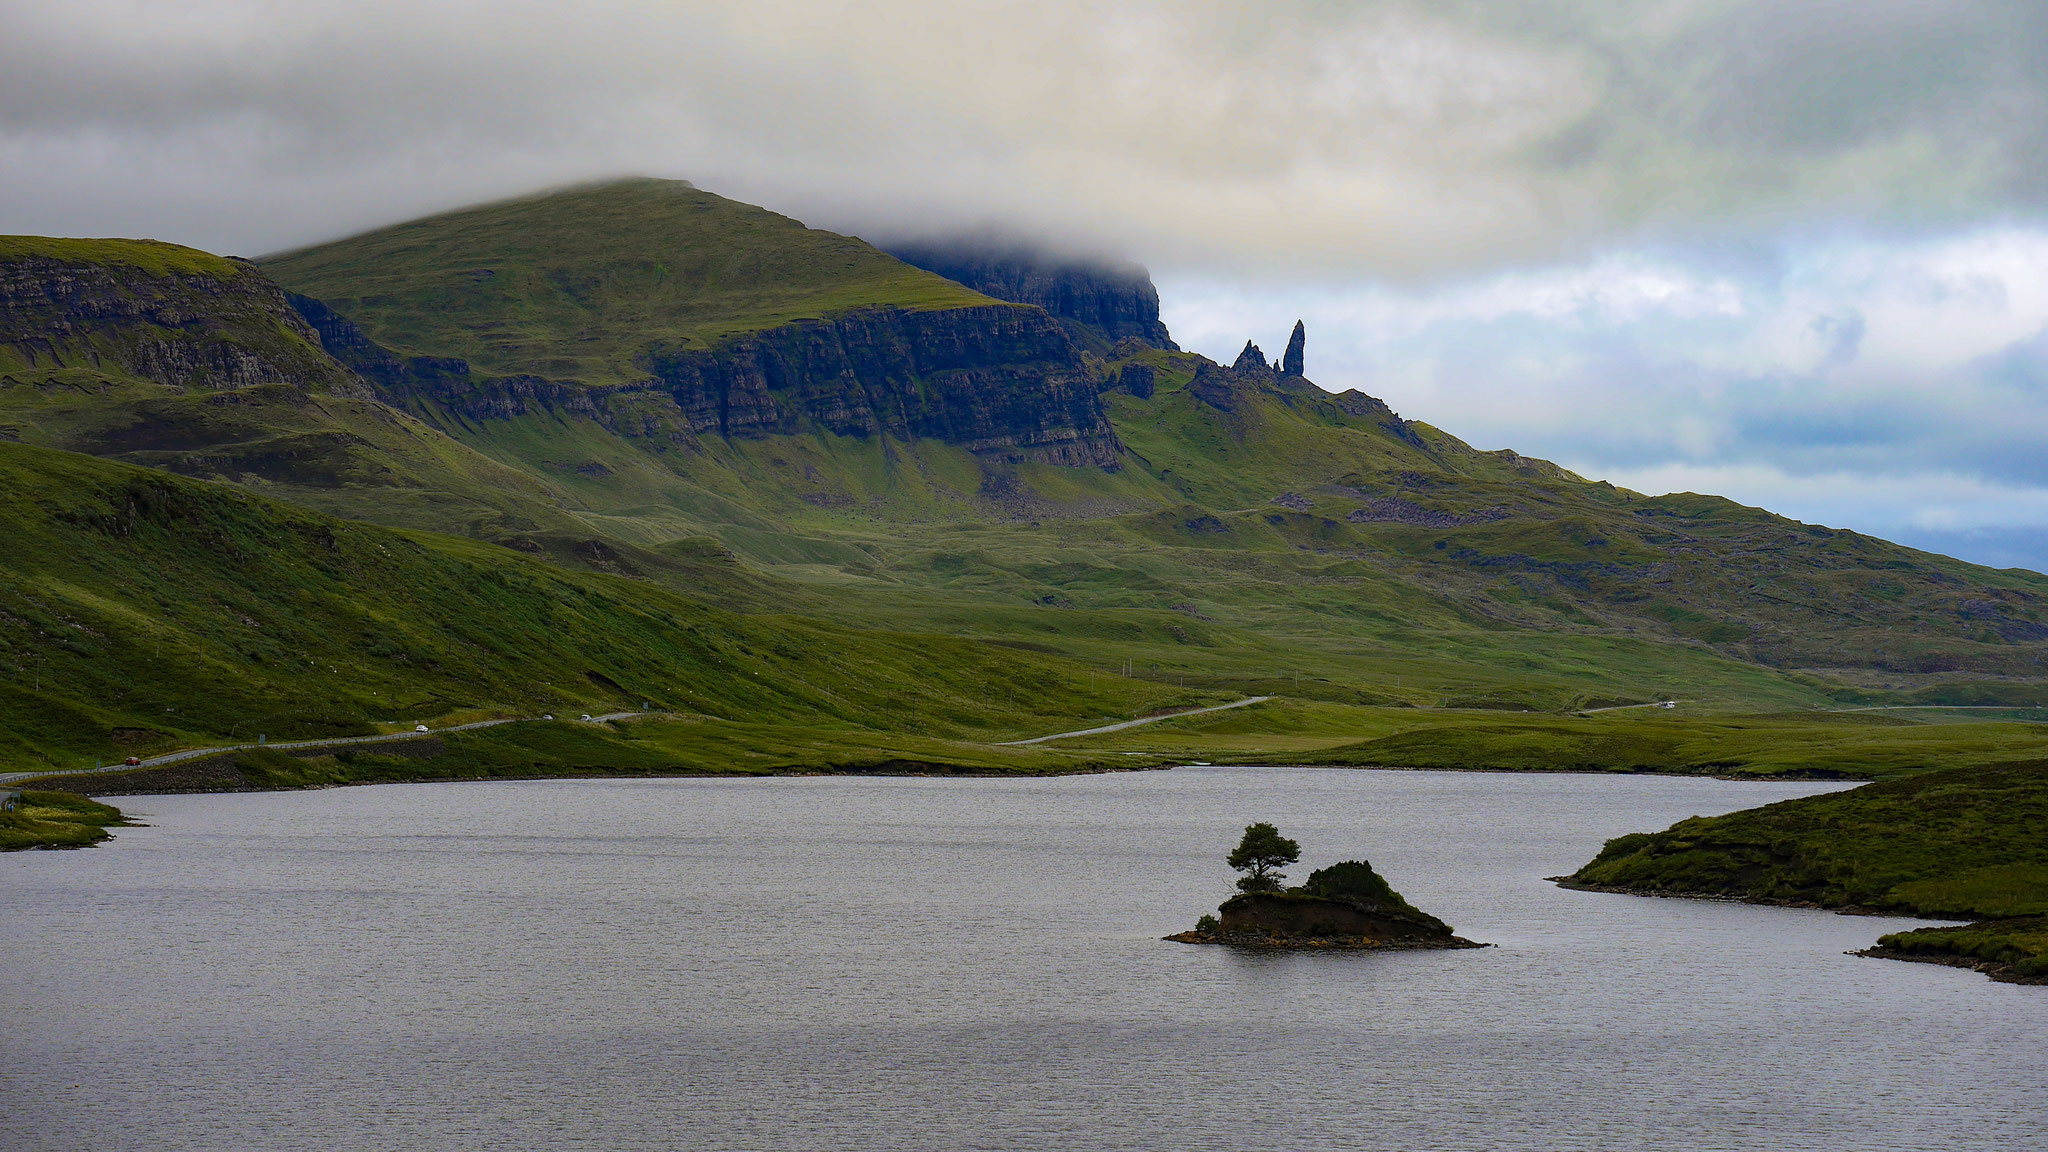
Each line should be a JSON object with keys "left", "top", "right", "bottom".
{"left": 7, "top": 1, "right": 2048, "bottom": 567}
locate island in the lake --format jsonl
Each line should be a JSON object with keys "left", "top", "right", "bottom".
{"left": 1169, "top": 823, "right": 1486, "bottom": 950}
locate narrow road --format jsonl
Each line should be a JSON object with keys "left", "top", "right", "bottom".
{"left": 997, "top": 696, "right": 1272, "bottom": 746}
{"left": 5, "top": 700, "right": 1263, "bottom": 786}
{"left": 1575, "top": 700, "right": 1682, "bottom": 715}
{"left": 0, "top": 718, "right": 525, "bottom": 787}
{"left": 0, "top": 710, "right": 676, "bottom": 788}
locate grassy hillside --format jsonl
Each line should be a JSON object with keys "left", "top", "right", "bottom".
{"left": 0, "top": 234, "right": 733, "bottom": 570}
{"left": 262, "top": 178, "right": 995, "bottom": 384}
{"left": 0, "top": 441, "right": 1202, "bottom": 776}
{"left": 436, "top": 347, "right": 2048, "bottom": 710}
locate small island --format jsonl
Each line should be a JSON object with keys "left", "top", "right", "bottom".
{"left": 1169, "top": 822, "right": 1486, "bottom": 951}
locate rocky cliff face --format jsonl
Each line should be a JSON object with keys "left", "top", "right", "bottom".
{"left": 886, "top": 240, "right": 1177, "bottom": 353}
{"left": 296, "top": 296, "right": 1124, "bottom": 468}
{"left": 0, "top": 247, "right": 366, "bottom": 397}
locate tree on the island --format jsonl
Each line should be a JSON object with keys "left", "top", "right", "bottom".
{"left": 1227, "top": 822, "right": 1300, "bottom": 892}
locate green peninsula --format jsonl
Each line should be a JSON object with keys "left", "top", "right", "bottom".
{"left": 1565, "top": 759, "right": 2048, "bottom": 983}
{"left": 1, "top": 790, "right": 130, "bottom": 850}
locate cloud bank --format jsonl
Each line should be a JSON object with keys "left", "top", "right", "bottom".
{"left": 4, "top": 1, "right": 2045, "bottom": 270}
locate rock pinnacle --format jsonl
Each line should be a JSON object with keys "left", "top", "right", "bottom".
{"left": 1282, "top": 320, "right": 1305, "bottom": 377}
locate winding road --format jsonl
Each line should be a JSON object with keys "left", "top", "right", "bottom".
{"left": 2, "top": 700, "right": 1273, "bottom": 787}
{"left": 996, "top": 696, "right": 1272, "bottom": 745}
{"left": 0, "top": 712, "right": 655, "bottom": 788}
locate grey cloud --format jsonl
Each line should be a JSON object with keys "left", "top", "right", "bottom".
{"left": 3, "top": 1, "right": 2047, "bottom": 272}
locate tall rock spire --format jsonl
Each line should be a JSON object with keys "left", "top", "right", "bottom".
{"left": 1281, "top": 320, "right": 1305, "bottom": 377}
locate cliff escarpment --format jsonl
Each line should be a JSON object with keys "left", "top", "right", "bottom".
{"left": 0, "top": 239, "right": 366, "bottom": 398}
{"left": 296, "top": 294, "right": 1123, "bottom": 467}
{"left": 887, "top": 239, "right": 1177, "bottom": 353}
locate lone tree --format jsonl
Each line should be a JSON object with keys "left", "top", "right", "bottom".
{"left": 1227, "top": 822, "right": 1301, "bottom": 893}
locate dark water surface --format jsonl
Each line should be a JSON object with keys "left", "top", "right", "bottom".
{"left": 3, "top": 767, "right": 2043, "bottom": 1151}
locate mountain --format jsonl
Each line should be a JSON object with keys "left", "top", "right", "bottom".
{"left": 263, "top": 178, "right": 1121, "bottom": 467}
{"left": 9, "top": 177, "right": 2048, "bottom": 767}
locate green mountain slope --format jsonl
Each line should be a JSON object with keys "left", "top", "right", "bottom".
{"left": 384, "top": 339, "right": 2048, "bottom": 709}
{"left": 0, "top": 441, "right": 1194, "bottom": 775}
{"left": 263, "top": 177, "right": 994, "bottom": 384}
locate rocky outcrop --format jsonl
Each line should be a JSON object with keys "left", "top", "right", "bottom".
{"left": 1282, "top": 320, "right": 1305, "bottom": 377}
{"left": 1115, "top": 362, "right": 1155, "bottom": 399}
{"left": 294, "top": 296, "right": 1123, "bottom": 468}
{"left": 1, "top": 247, "right": 367, "bottom": 397}
{"left": 1232, "top": 341, "right": 1268, "bottom": 371}
{"left": 886, "top": 239, "right": 1177, "bottom": 352}
{"left": 1212, "top": 891, "right": 1470, "bottom": 945}
{"left": 1347, "top": 497, "right": 1512, "bottom": 528}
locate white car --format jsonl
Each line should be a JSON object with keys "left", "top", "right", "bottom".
{"left": 414, "top": 724, "right": 430, "bottom": 732}
{"left": 579, "top": 713, "right": 593, "bottom": 722}
{"left": 542, "top": 713, "right": 554, "bottom": 721}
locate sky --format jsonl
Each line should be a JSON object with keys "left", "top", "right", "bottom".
{"left": 5, "top": 1, "right": 2048, "bottom": 567}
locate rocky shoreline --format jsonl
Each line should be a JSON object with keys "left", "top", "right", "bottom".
{"left": 1549, "top": 876, "right": 1894, "bottom": 915}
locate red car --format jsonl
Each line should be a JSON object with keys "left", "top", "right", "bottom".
{"left": 123, "top": 756, "right": 141, "bottom": 766}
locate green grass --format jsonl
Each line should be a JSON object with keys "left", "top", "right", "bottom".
{"left": 0, "top": 790, "right": 129, "bottom": 850}
{"left": 1567, "top": 759, "right": 2048, "bottom": 916}
{"left": 1241, "top": 710, "right": 2048, "bottom": 779}
{"left": 261, "top": 178, "right": 994, "bottom": 384}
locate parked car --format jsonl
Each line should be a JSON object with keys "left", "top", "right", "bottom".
{"left": 415, "top": 724, "right": 430, "bottom": 732}
{"left": 579, "top": 713, "right": 593, "bottom": 722}
{"left": 542, "top": 713, "right": 554, "bottom": 721}
{"left": 123, "top": 756, "right": 141, "bottom": 766}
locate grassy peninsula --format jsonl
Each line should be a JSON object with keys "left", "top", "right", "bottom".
{"left": 1566, "top": 758, "right": 2048, "bottom": 982}
{"left": 0, "top": 790, "right": 130, "bottom": 850}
